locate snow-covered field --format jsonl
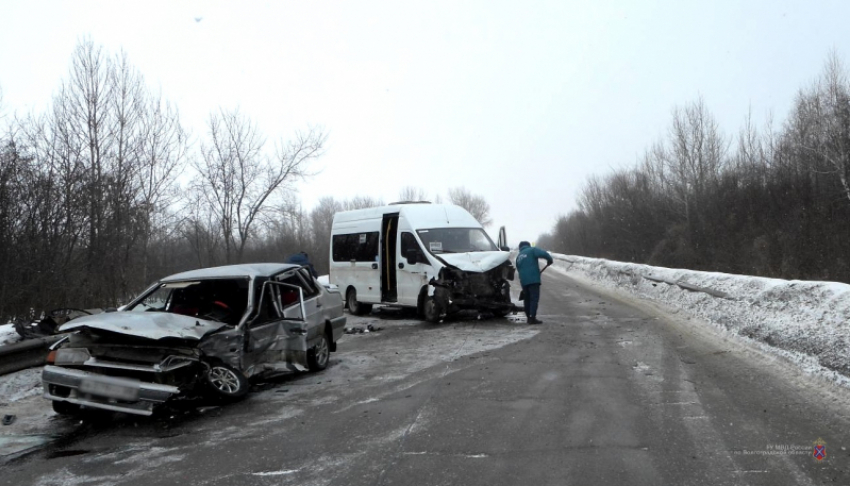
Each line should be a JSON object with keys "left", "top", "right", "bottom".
{"left": 550, "top": 253, "right": 850, "bottom": 387}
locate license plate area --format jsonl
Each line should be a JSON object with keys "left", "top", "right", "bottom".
{"left": 79, "top": 376, "right": 140, "bottom": 401}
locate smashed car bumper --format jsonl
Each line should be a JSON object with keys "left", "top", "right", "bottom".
{"left": 43, "top": 365, "right": 180, "bottom": 416}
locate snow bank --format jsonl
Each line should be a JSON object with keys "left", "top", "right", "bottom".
{"left": 0, "top": 324, "right": 19, "bottom": 346}
{"left": 0, "top": 368, "right": 42, "bottom": 403}
{"left": 551, "top": 254, "right": 850, "bottom": 384}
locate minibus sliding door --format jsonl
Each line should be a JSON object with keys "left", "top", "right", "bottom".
{"left": 381, "top": 214, "right": 399, "bottom": 302}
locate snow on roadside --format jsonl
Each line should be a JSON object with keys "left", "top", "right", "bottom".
{"left": 0, "top": 324, "right": 20, "bottom": 346}
{"left": 551, "top": 254, "right": 850, "bottom": 386}
{"left": 0, "top": 368, "right": 43, "bottom": 403}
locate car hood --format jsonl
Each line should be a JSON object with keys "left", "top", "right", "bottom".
{"left": 437, "top": 251, "right": 511, "bottom": 272}
{"left": 58, "top": 312, "right": 228, "bottom": 341}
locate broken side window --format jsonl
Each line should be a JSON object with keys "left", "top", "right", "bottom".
{"left": 129, "top": 285, "right": 175, "bottom": 312}
{"left": 250, "top": 279, "right": 282, "bottom": 327}
{"left": 275, "top": 272, "right": 317, "bottom": 307}
{"left": 201, "top": 279, "right": 249, "bottom": 325}
{"left": 295, "top": 268, "right": 320, "bottom": 297}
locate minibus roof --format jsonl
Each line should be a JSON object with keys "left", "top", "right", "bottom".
{"left": 332, "top": 203, "right": 481, "bottom": 229}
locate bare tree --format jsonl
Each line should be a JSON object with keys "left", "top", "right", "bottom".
{"left": 0, "top": 85, "right": 5, "bottom": 123}
{"left": 663, "top": 97, "right": 727, "bottom": 221}
{"left": 192, "top": 108, "right": 325, "bottom": 263}
{"left": 342, "top": 195, "right": 384, "bottom": 210}
{"left": 134, "top": 94, "right": 188, "bottom": 283}
{"left": 799, "top": 52, "right": 850, "bottom": 203}
{"left": 397, "top": 186, "right": 429, "bottom": 202}
{"left": 308, "top": 197, "right": 343, "bottom": 274}
{"left": 447, "top": 186, "right": 492, "bottom": 226}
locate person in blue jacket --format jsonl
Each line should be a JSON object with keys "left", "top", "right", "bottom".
{"left": 515, "top": 241, "right": 553, "bottom": 324}
{"left": 286, "top": 251, "right": 318, "bottom": 278}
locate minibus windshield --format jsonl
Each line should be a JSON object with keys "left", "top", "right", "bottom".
{"left": 416, "top": 228, "right": 498, "bottom": 254}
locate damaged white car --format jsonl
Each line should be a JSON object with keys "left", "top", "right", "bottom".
{"left": 42, "top": 263, "right": 346, "bottom": 416}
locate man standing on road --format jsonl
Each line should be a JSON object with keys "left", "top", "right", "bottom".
{"left": 515, "top": 241, "right": 553, "bottom": 325}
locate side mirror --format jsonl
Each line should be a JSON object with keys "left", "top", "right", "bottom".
{"left": 497, "top": 226, "right": 508, "bottom": 250}
{"left": 405, "top": 248, "right": 418, "bottom": 265}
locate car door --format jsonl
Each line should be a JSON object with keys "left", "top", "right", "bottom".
{"left": 278, "top": 269, "right": 322, "bottom": 343}
{"left": 242, "top": 277, "right": 310, "bottom": 374}
{"left": 397, "top": 231, "right": 432, "bottom": 306}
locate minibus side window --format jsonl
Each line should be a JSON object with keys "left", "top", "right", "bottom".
{"left": 400, "top": 232, "right": 429, "bottom": 264}
{"left": 333, "top": 232, "right": 379, "bottom": 262}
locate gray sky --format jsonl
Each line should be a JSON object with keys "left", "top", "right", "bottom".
{"left": 1, "top": 0, "right": 848, "bottom": 244}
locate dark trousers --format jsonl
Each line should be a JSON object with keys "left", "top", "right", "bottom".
{"left": 522, "top": 283, "right": 541, "bottom": 319}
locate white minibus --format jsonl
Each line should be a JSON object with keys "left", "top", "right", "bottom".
{"left": 329, "top": 202, "right": 515, "bottom": 322}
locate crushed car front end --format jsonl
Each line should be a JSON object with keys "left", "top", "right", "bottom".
{"left": 427, "top": 252, "right": 516, "bottom": 320}
{"left": 43, "top": 366, "right": 183, "bottom": 416}
{"left": 43, "top": 322, "right": 217, "bottom": 416}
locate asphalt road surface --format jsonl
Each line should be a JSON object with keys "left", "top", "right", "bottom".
{"left": 3, "top": 270, "right": 850, "bottom": 485}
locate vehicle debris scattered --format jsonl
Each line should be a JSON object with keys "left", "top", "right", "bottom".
{"left": 14, "top": 308, "right": 106, "bottom": 339}
{"left": 344, "top": 324, "right": 383, "bottom": 334}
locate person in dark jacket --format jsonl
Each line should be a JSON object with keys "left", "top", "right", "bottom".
{"left": 286, "top": 252, "right": 318, "bottom": 278}
{"left": 515, "top": 241, "right": 553, "bottom": 324}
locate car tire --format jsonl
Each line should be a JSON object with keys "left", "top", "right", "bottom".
{"left": 307, "top": 332, "right": 331, "bottom": 372}
{"left": 52, "top": 400, "right": 82, "bottom": 416}
{"left": 347, "top": 289, "right": 372, "bottom": 316}
{"left": 204, "top": 362, "right": 249, "bottom": 400}
{"left": 423, "top": 296, "right": 441, "bottom": 323}
{"left": 491, "top": 308, "right": 510, "bottom": 318}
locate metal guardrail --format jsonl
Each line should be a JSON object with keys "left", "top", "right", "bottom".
{"left": 643, "top": 275, "right": 730, "bottom": 299}
{"left": 0, "top": 336, "right": 63, "bottom": 376}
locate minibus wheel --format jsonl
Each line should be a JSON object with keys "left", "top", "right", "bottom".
{"left": 423, "top": 296, "right": 441, "bottom": 323}
{"left": 347, "top": 288, "right": 373, "bottom": 315}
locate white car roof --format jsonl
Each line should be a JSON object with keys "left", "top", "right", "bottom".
{"left": 160, "top": 263, "right": 301, "bottom": 282}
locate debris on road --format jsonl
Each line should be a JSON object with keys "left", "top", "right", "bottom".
{"left": 14, "top": 308, "right": 102, "bottom": 339}
{"left": 345, "top": 324, "right": 383, "bottom": 334}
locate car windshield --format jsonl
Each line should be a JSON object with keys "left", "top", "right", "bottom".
{"left": 416, "top": 228, "right": 498, "bottom": 254}
{"left": 127, "top": 278, "right": 249, "bottom": 325}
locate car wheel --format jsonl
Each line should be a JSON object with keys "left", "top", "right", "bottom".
{"left": 205, "top": 363, "right": 249, "bottom": 399}
{"left": 308, "top": 332, "right": 330, "bottom": 371}
{"left": 491, "top": 308, "right": 510, "bottom": 318}
{"left": 423, "top": 296, "right": 441, "bottom": 323}
{"left": 52, "top": 400, "right": 82, "bottom": 416}
{"left": 347, "top": 289, "right": 373, "bottom": 316}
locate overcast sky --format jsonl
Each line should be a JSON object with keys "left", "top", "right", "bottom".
{"left": 1, "top": 1, "right": 848, "bottom": 244}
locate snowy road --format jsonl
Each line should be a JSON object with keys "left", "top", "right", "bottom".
{"left": 2, "top": 269, "right": 850, "bottom": 485}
